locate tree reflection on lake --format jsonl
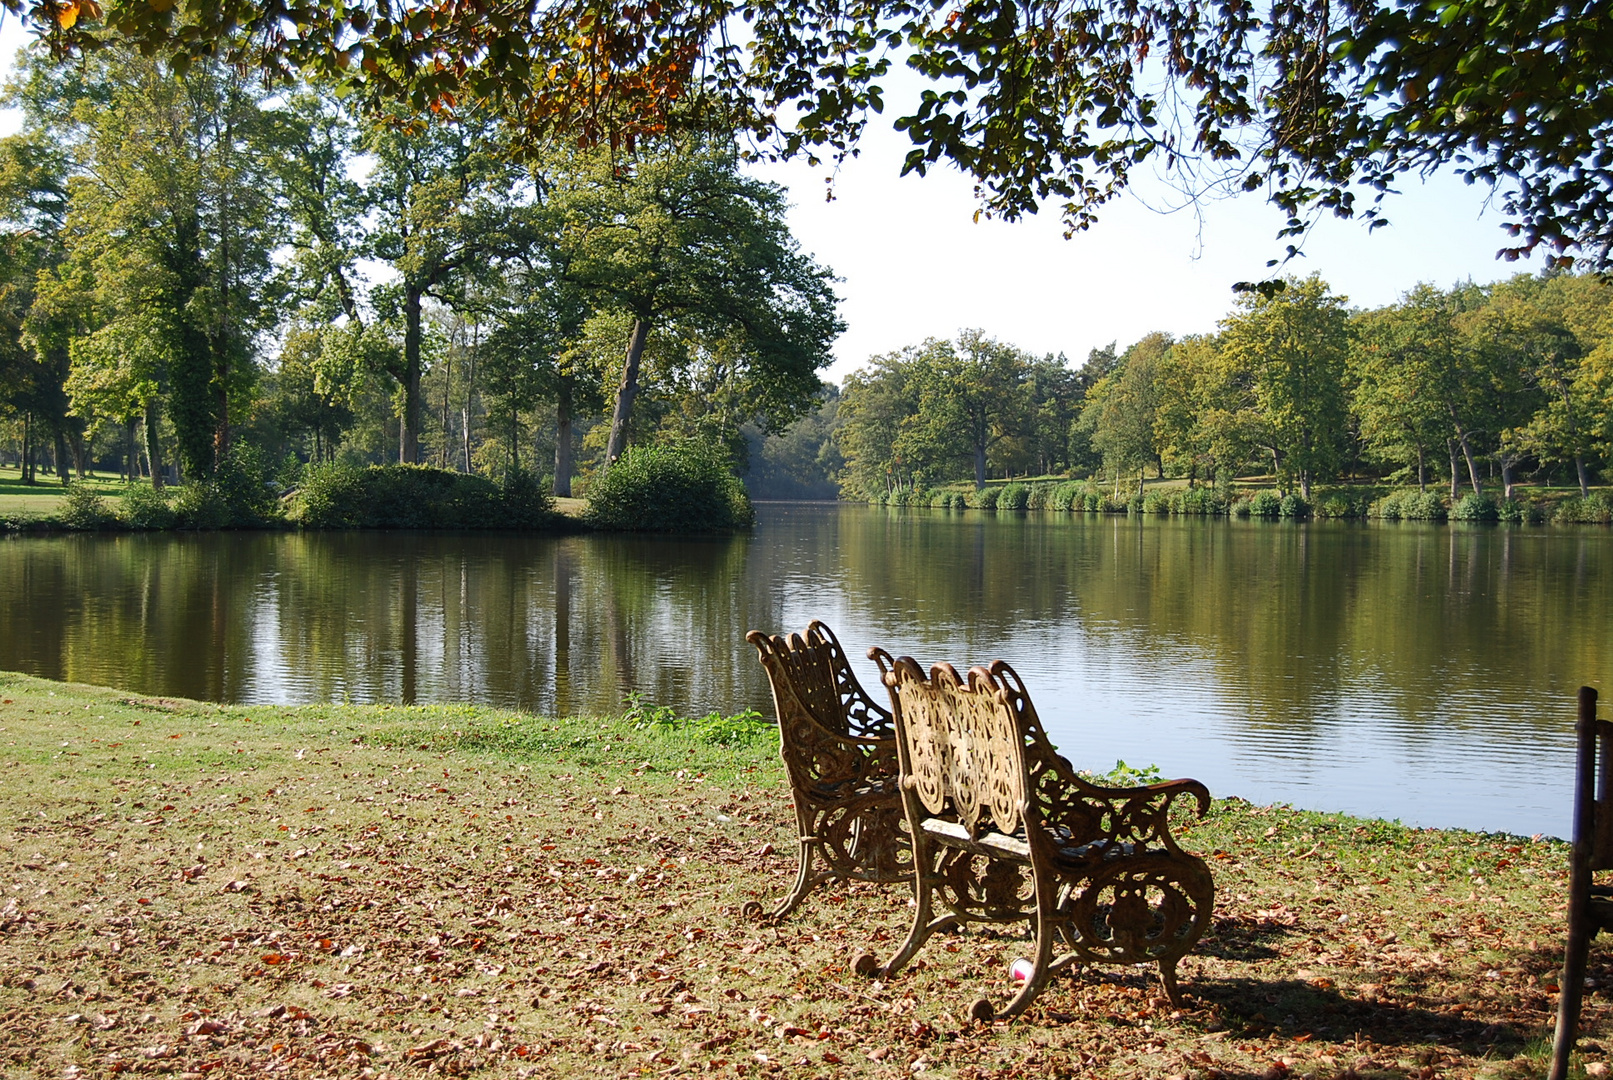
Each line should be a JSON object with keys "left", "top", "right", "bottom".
{"left": 2, "top": 503, "right": 1608, "bottom": 835}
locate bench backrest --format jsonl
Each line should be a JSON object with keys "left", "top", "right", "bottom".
{"left": 876, "top": 653, "right": 1033, "bottom": 839}
{"left": 746, "top": 622, "right": 892, "bottom": 741}
{"left": 1573, "top": 688, "right": 1613, "bottom": 870}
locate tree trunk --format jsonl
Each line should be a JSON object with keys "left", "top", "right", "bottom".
{"left": 1447, "top": 439, "right": 1460, "bottom": 500}
{"left": 125, "top": 419, "right": 137, "bottom": 482}
{"left": 440, "top": 350, "right": 453, "bottom": 469}
{"left": 20, "top": 411, "right": 32, "bottom": 485}
{"left": 553, "top": 373, "right": 574, "bottom": 497}
{"left": 462, "top": 344, "right": 475, "bottom": 472}
{"left": 1502, "top": 456, "right": 1516, "bottom": 501}
{"left": 55, "top": 429, "right": 70, "bottom": 486}
{"left": 508, "top": 403, "right": 521, "bottom": 476}
{"left": 1576, "top": 455, "right": 1591, "bottom": 498}
{"left": 1444, "top": 406, "right": 1482, "bottom": 495}
{"left": 1300, "top": 469, "right": 1312, "bottom": 501}
{"left": 974, "top": 442, "right": 987, "bottom": 490}
{"left": 146, "top": 400, "right": 166, "bottom": 491}
{"left": 604, "top": 318, "right": 650, "bottom": 466}
{"left": 1416, "top": 445, "right": 1426, "bottom": 492}
{"left": 402, "top": 283, "right": 423, "bottom": 464}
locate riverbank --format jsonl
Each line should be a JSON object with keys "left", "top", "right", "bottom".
{"left": 863, "top": 476, "right": 1613, "bottom": 526}
{"left": 0, "top": 670, "right": 1590, "bottom": 1079}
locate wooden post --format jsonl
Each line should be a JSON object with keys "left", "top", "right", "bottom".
{"left": 1552, "top": 687, "right": 1602, "bottom": 1080}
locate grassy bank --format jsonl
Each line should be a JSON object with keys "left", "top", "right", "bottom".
{"left": 0, "top": 671, "right": 1595, "bottom": 1078}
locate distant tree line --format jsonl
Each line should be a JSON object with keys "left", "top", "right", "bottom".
{"left": 0, "top": 49, "right": 841, "bottom": 497}
{"left": 833, "top": 273, "right": 1613, "bottom": 501}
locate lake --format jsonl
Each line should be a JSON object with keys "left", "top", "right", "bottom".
{"left": 2, "top": 503, "right": 1608, "bottom": 837}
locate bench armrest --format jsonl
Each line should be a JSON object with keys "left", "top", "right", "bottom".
{"left": 779, "top": 710, "right": 900, "bottom": 793}
{"left": 1035, "top": 768, "right": 1211, "bottom": 858}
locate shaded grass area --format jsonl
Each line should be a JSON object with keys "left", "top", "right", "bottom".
{"left": 0, "top": 670, "right": 1602, "bottom": 1078}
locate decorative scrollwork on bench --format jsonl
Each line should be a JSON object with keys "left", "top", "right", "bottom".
{"left": 864, "top": 649, "right": 1216, "bottom": 1021}
{"left": 744, "top": 623, "right": 910, "bottom": 920}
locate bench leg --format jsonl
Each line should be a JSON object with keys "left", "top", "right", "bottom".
{"left": 1551, "top": 913, "right": 1594, "bottom": 1080}
{"left": 769, "top": 838, "right": 820, "bottom": 921}
{"left": 1157, "top": 956, "right": 1183, "bottom": 1007}
{"left": 874, "top": 843, "right": 948, "bottom": 980}
{"left": 982, "top": 908, "right": 1058, "bottom": 1022}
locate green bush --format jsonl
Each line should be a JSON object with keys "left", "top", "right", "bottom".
{"left": 1278, "top": 493, "right": 1311, "bottom": 519}
{"left": 1372, "top": 490, "right": 1447, "bottom": 521}
{"left": 497, "top": 468, "right": 562, "bottom": 528}
{"left": 118, "top": 483, "right": 176, "bottom": 530}
{"left": 998, "top": 482, "right": 1030, "bottom": 510}
{"left": 1315, "top": 490, "right": 1370, "bottom": 519}
{"left": 1141, "top": 490, "right": 1172, "bottom": 515}
{"left": 1497, "top": 498, "right": 1546, "bottom": 524}
{"left": 292, "top": 462, "right": 561, "bottom": 530}
{"left": 60, "top": 484, "right": 113, "bottom": 529}
{"left": 1450, "top": 493, "right": 1500, "bottom": 522}
{"left": 1025, "top": 483, "right": 1054, "bottom": 510}
{"left": 1405, "top": 491, "right": 1447, "bottom": 521}
{"left": 1125, "top": 492, "right": 1145, "bottom": 514}
{"left": 1246, "top": 490, "right": 1282, "bottom": 518}
{"left": 1554, "top": 494, "right": 1613, "bottom": 525}
{"left": 584, "top": 441, "right": 753, "bottom": 533}
{"left": 1173, "top": 487, "right": 1231, "bottom": 516}
{"left": 293, "top": 461, "right": 367, "bottom": 527}
{"left": 970, "top": 486, "right": 1001, "bottom": 510}
{"left": 1077, "top": 487, "right": 1123, "bottom": 513}
{"left": 171, "top": 481, "right": 232, "bottom": 529}
{"left": 1047, "top": 482, "right": 1078, "bottom": 511}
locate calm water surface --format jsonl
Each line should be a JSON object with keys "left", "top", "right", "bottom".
{"left": 2, "top": 503, "right": 1609, "bottom": 837}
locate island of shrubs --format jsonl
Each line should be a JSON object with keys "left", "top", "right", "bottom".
{"left": 16, "top": 440, "right": 756, "bottom": 535}
{"left": 864, "top": 479, "right": 1613, "bottom": 525}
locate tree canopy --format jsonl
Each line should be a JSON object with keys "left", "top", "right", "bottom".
{"left": 12, "top": 0, "right": 1613, "bottom": 269}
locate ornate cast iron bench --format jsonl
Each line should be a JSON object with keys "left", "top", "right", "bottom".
{"left": 1551, "top": 687, "right": 1611, "bottom": 1080}
{"left": 861, "top": 651, "right": 1216, "bottom": 1021}
{"left": 743, "top": 622, "right": 910, "bottom": 920}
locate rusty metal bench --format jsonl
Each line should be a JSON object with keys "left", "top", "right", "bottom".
{"left": 1551, "top": 687, "right": 1611, "bottom": 1080}
{"left": 743, "top": 622, "right": 910, "bottom": 920}
{"left": 861, "top": 651, "right": 1216, "bottom": 1021}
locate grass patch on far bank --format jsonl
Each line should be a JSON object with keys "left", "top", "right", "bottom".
{"left": 0, "top": 670, "right": 1599, "bottom": 1079}
{"left": 0, "top": 465, "right": 128, "bottom": 519}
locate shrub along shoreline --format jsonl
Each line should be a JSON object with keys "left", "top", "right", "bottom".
{"left": 862, "top": 478, "right": 1613, "bottom": 525}
{"left": 0, "top": 442, "right": 757, "bottom": 535}
{"left": 0, "top": 668, "right": 1595, "bottom": 1078}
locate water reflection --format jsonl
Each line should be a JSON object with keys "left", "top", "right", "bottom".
{"left": 1, "top": 506, "right": 1608, "bottom": 835}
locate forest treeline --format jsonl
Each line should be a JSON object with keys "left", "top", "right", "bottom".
{"left": 829, "top": 273, "right": 1613, "bottom": 506}
{"left": 0, "top": 48, "right": 839, "bottom": 505}
{"left": 3, "top": 49, "right": 1611, "bottom": 521}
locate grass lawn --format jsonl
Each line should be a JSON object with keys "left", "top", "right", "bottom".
{"left": 0, "top": 670, "right": 1598, "bottom": 1078}
{"left": 0, "top": 465, "right": 130, "bottom": 521}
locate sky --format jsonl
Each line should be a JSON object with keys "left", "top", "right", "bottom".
{"left": 751, "top": 114, "right": 1550, "bottom": 383}
{"left": 0, "top": 15, "right": 1549, "bottom": 384}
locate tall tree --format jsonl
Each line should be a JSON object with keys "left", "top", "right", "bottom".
{"left": 1350, "top": 305, "right": 1451, "bottom": 491}
{"left": 1218, "top": 276, "right": 1350, "bottom": 499}
{"left": 551, "top": 142, "right": 841, "bottom": 466}
{"left": 363, "top": 109, "right": 528, "bottom": 463}
{"left": 14, "top": 49, "right": 280, "bottom": 481}
{"left": 1080, "top": 333, "right": 1170, "bottom": 495}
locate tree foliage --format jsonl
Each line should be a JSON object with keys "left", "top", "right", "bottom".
{"left": 14, "top": 0, "right": 1613, "bottom": 268}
